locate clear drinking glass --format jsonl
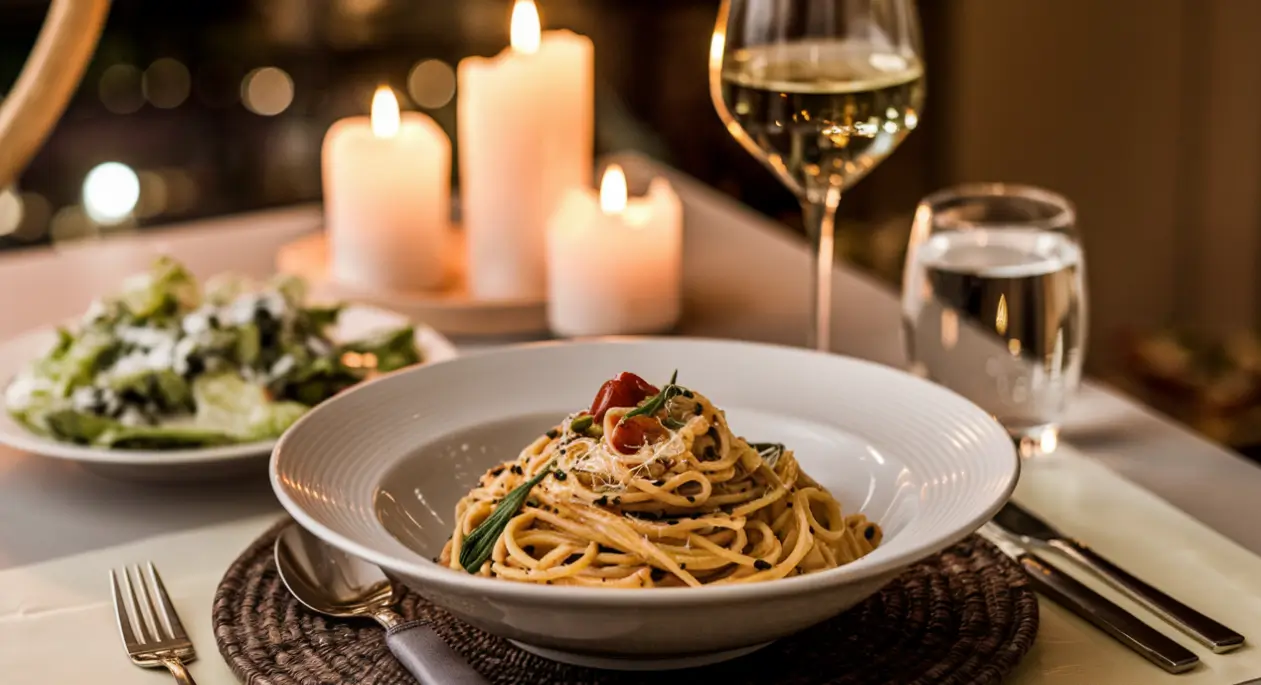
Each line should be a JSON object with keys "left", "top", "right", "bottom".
{"left": 710, "top": 0, "right": 926, "bottom": 351}
{"left": 901, "top": 185, "right": 1087, "bottom": 456}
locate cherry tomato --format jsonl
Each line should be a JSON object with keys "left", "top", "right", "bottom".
{"left": 589, "top": 372, "right": 659, "bottom": 422}
{"left": 610, "top": 415, "right": 669, "bottom": 454}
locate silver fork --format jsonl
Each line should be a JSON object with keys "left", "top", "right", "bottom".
{"left": 110, "top": 563, "right": 198, "bottom": 684}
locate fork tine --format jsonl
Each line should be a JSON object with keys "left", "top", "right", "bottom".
{"left": 146, "top": 562, "right": 187, "bottom": 640}
{"left": 124, "top": 565, "right": 159, "bottom": 643}
{"left": 110, "top": 570, "right": 140, "bottom": 648}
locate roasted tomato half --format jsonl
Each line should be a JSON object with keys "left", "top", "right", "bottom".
{"left": 589, "top": 372, "right": 659, "bottom": 422}
{"left": 609, "top": 415, "right": 669, "bottom": 454}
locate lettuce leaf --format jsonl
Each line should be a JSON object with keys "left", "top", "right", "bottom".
{"left": 118, "top": 256, "right": 199, "bottom": 322}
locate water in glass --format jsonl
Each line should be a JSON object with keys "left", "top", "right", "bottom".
{"left": 902, "top": 186, "right": 1086, "bottom": 454}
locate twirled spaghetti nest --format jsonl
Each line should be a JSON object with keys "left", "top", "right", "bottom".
{"left": 441, "top": 373, "right": 881, "bottom": 587}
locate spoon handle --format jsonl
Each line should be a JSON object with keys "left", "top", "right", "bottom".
{"left": 386, "top": 620, "right": 491, "bottom": 684}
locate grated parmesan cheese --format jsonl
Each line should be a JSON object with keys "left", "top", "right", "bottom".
{"left": 565, "top": 411, "right": 697, "bottom": 493}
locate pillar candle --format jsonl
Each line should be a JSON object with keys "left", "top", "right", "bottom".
{"left": 546, "top": 165, "right": 683, "bottom": 337}
{"left": 458, "top": 0, "right": 594, "bottom": 300}
{"left": 323, "top": 87, "right": 451, "bottom": 292}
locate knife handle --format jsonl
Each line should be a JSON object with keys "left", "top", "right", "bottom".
{"left": 1018, "top": 553, "right": 1199, "bottom": 674}
{"left": 1051, "top": 539, "right": 1245, "bottom": 653}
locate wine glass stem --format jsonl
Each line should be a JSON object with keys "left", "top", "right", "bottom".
{"left": 802, "top": 188, "right": 841, "bottom": 352}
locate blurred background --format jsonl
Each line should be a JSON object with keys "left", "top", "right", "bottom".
{"left": 3, "top": 0, "right": 1261, "bottom": 452}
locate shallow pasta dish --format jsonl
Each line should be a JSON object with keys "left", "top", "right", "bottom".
{"left": 440, "top": 371, "right": 881, "bottom": 587}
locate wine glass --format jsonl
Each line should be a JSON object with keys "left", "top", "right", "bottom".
{"left": 902, "top": 185, "right": 1087, "bottom": 456}
{"left": 710, "top": 0, "right": 925, "bottom": 351}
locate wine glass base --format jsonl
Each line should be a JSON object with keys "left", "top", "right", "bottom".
{"left": 1012, "top": 425, "right": 1060, "bottom": 458}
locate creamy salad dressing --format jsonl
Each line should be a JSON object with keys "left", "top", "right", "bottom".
{"left": 4, "top": 374, "right": 51, "bottom": 411}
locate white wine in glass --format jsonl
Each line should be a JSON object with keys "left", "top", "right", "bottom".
{"left": 711, "top": 1, "right": 925, "bottom": 350}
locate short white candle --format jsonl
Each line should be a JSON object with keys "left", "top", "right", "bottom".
{"left": 546, "top": 165, "right": 683, "bottom": 337}
{"left": 323, "top": 86, "right": 451, "bottom": 292}
{"left": 458, "top": 0, "right": 595, "bottom": 300}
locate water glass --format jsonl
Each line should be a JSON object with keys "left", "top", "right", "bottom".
{"left": 901, "top": 184, "right": 1086, "bottom": 455}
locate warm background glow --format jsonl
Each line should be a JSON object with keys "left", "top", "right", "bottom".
{"left": 600, "top": 164, "right": 628, "bottom": 216}
{"left": 241, "top": 66, "right": 294, "bottom": 116}
{"left": 510, "top": 0, "right": 541, "bottom": 55}
{"left": 82, "top": 162, "right": 140, "bottom": 225}
{"left": 407, "top": 59, "right": 456, "bottom": 110}
{"left": 142, "top": 58, "right": 190, "bottom": 109}
{"left": 0, "top": 188, "right": 22, "bottom": 237}
{"left": 371, "top": 87, "right": 400, "bottom": 138}
{"left": 98, "top": 64, "right": 143, "bottom": 114}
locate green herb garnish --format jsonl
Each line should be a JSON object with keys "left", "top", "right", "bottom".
{"left": 622, "top": 370, "right": 688, "bottom": 425}
{"left": 751, "top": 442, "right": 785, "bottom": 467}
{"left": 570, "top": 415, "right": 594, "bottom": 433}
{"left": 459, "top": 461, "right": 555, "bottom": 572}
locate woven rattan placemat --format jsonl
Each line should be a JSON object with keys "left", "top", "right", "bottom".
{"left": 214, "top": 519, "right": 1038, "bottom": 685}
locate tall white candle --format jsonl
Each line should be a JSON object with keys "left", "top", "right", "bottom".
{"left": 324, "top": 87, "right": 451, "bottom": 292}
{"left": 458, "top": 0, "right": 594, "bottom": 300}
{"left": 547, "top": 165, "right": 684, "bottom": 337}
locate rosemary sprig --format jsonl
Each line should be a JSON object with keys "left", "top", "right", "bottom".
{"left": 459, "top": 460, "right": 555, "bottom": 572}
{"left": 751, "top": 442, "right": 785, "bottom": 467}
{"left": 621, "top": 370, "right": 688, "bottom": 427}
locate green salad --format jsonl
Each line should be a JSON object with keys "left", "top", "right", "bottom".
{"left": 4, "top": 257, "right": 422, "bottom": 450}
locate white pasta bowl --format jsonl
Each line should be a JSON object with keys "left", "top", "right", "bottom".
{"left": 272, "top": 338, "right": 1018, "bottom": 670}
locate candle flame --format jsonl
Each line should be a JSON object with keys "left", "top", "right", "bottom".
{"left": 600, "top": 165, "right": 628, "bottom": 216}
{"left": 511, "top": 0, "right": 541, "bottom": 55}
{"left": 371, "top": 86, "right": 400, "bottom": 138}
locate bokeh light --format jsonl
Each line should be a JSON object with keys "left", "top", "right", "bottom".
{"left": 135, "top": 171, "right": 169, "bottom": 219}
{"left": 12, "top": 192, "right": 50, "bottom": 242}
{"left": 99, "top": 64, "right": 144, "bottom": 114}
{"left": 143, "top": 58, "right": 191, "bottom": 109}
{"left": 0, "top": 188, "right": 22, "bottom": 237}
{"left": 162, "top": 169, "right": 199, "bottom": 214}
{"left": 242, "top": 67, "right": 295, "bottom": 116}
{"left": 50, "top": 206, "right": 97, "bottom": 243}
{"left": 407, "top": 59, "right": 456, "bottom": 109}
{"left": 83, "top": 162, "right": 141, "bottom": 225}
{"left": 1040, "top": 429, "right": 1058, "bottom": 455}
{"left": 339, "top": 0, "right": 386, "bottom": 16}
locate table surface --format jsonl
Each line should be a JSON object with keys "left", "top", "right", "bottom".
{"left": 1, "top": 155, "right": 1260, "bottom": 684}
{"left": 2, "top": 154, "right": 1259, "bottom": 570}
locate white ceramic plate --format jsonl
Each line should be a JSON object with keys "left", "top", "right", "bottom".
{"left": 0, "top": 305, "right": 457, "bottom": 481}
{"left": 272, "top": 338, "right": 1019, "bottom": 669}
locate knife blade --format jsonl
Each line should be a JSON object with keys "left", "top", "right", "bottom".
{"left": 980, "top": 524, "right": 1200, "bottom": 674}
{"left": 993, "top": 502, "right": 1245, "bottom": 653}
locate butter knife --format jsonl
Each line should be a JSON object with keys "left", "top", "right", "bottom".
{"left": 980, "top": 524, "right": 1200, "bottom": 674}
{"left": 993, "top": 502, "right": 1245, "bottom": 653}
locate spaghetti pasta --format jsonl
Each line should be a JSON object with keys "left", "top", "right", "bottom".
{"left": 440, "top": 371, "right": 881, "bottom": 587}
